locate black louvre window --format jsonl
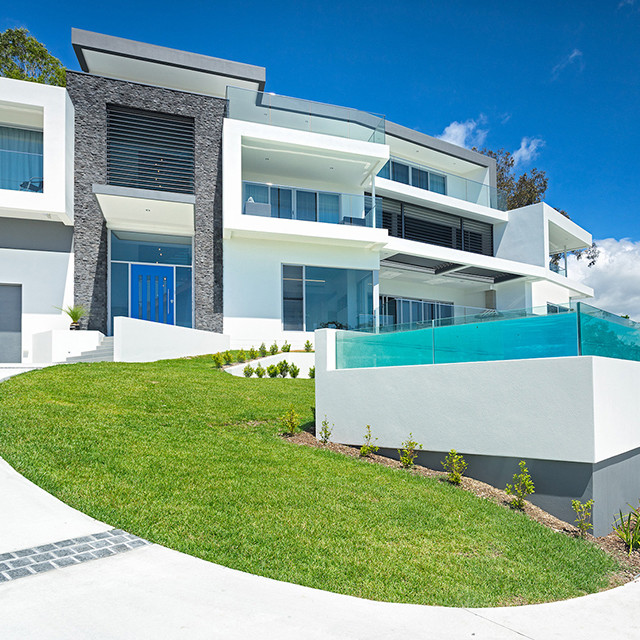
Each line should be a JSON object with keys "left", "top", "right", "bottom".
{"left": 107, "top": 105, "right": 195, "bottom": 194}
{"left": 381, "top": 197, "right": 493, "bottom": 256}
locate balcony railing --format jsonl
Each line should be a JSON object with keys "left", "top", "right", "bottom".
{"left": 242, "top": 181, "right": 382, "bottom": 228}
{"left": 549, "top": 260, "right": 567, "bottom": 277}
{"left": 378, "top": 157, "right": 507, "bottom": 211}
{"left": 227, "top": 87, "right": 385, "bottom": 144}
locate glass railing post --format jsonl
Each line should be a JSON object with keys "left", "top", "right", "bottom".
{"left": 576, "top": 302, "right": 583, "bottom": 356}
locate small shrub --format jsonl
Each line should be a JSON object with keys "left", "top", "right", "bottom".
{"left": 360, "top": 425, "right": 379, "bottom": 457}
{"left": 255, "top": 365, "right": 265, "bottom": 378}
{"left": 270, "top": 341, "right": 279, "bottom": 355}
{"left": 282, "top": 341, "right": 291, "bottom": 352}
{"left": 304, "top": 339, "right": 313, "bottom": 352}
{"left": 309, "top": 366, "right": 315, "bottom": 379}
{"left": 277, "top": 360, "right": 289, "bottom": 378}
{"left": 259, "top": 342, "right": 268, "bottom": 357}
{"left": 223, "top": 350, "right": 233, "bottom": 365}
{"left": 289, "top": 363, "right": 300, "bottom": 378}
{"left": 442, "top": 449, "right": 468, "bottom": 485}
{"left": 281, "top": 406, "right": 300, "bottom": 436}
{"left": 319, "top": 416, "right": 333, "bottom": 444}
{"left": 243, "top": 364, "right": 254, "bottom": 378}
{"left": 248, "top": 347, "right": 258, "bottom": 360}
{"left": 613, "top": 502, "right": 640, "bottom": 555}
{"left": 398, "top": 433, "right": 422, "bottom": 469}
{"left": 505, "top": 460, "right": 535, "bottom": 510}
{"left": 212, "top": 353, "right": 223, "bottom": 369}
{"left": 572, "top": 499, "right": 594, "bottom": 539}
{"left": 267, "top": 364, "right": 278, "bottom": 378}
{"left": 237, "top": 349, "right": 246, "bottom": 363}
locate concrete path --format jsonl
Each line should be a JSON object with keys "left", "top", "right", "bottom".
{"left": 0, "top": 459, "right": 639, "bottom": 638}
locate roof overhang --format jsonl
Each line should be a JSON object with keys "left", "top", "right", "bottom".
{"left": 93, "top": 184, "right": 195, "bottom": 236}
{"left": 72, "top": 28, "right": 266, "bottom": 98}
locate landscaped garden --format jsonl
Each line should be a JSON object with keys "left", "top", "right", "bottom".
{"left": 0, "top": 357, "right": 626, "bottom": 606}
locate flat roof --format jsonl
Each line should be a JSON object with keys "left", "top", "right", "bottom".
{"left": 71, "top": 28, "right": 266, "bottom": 98}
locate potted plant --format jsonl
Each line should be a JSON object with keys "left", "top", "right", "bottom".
{"left": 56, "top": 305, "right": 86, "bottom": 330}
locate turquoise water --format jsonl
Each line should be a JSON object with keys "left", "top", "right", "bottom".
{"left": 336, "top": 304, "right": 640, "bottom": 369}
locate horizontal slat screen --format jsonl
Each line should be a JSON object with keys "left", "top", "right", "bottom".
{"left": 381, "top": 197, "right": 493, "bottom": 256}
{"left": 107, "top": 105, "right": 195, "bottom": 194}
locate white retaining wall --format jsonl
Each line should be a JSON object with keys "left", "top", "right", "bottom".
{"left": 225, "top": 352, "right": 315, "bottom": 378}
{"left": 32, "top": 330, "right": 104, "bottom": 363}
{"left": 113, "top": 317, "right": 230, "bottom": 363}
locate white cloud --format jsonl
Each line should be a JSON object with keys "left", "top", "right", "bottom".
{"left": 512, "top": 137, "right": 545, "bottom": 168}
{"left": 437, "top": 117, "right": 488, "bottom": 149}
{"left": 551, "top": 49, "right": 584, "bottom": 79}
{"left": 568, "top": 238, "right": 640, "bottom": 320}
{"left": 618, "top": 0, "right": 635, "bottom": 8}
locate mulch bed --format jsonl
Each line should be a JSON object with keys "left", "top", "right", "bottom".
{"left": 284, "top": 430, "right": 640, "bottom": 588}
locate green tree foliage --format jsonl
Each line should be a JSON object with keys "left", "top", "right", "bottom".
{"left": 473, "top": 147, "right": 598, "bottom": 266}
{"left": 0, "top": 28, "right": 66, "bottom": 86}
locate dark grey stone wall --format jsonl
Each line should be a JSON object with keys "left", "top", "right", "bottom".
{"left": 66, "top": 71, "right": 225, "bottom": 333}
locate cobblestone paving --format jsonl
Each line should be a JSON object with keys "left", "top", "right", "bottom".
{"left": 0, "top": 529, "right": 150, "bottom": 582}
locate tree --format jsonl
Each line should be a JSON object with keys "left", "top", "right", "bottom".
{"left": 473, "top": 146, "right": 598, "bottom": 266}
{"left": 0, "top": 28, "right": 65, "bottom": 86}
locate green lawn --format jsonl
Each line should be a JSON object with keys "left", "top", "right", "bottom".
{"left": 0, "top": 358, "right": 618, "bottom": 606}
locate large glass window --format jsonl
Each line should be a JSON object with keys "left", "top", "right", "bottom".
{"left": 0, "top": 125, "right": 43, "bottom": 192}
{"left": 282, "top": 265, "right": 374, "bottom": 331}
{"left": 380, "top": 295, "right": 454, "bottom": 327}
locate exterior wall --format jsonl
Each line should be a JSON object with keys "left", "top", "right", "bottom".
{"left": 0, "top": 219, "right": 74, "bottom": 363}
{"left": 113, "top": 317, "right": 229, "bottom": 362}
{"left": 223, "top": 237, "right": 379, "bottom": 348}
{"left": 225, "top": 352, "right": 316, "bottom": 378}
{"left": 66, "top": 71, "right": 225, "bottom": 334}
{"left": 32, "top": 330, "right": 104, "bottom": 363}
{"left": 0, "top": 78, "right": 74, "bottom": 225}
{"left": 530, "top": 280, "right": 572, "bottom": 308}
{"left": 315, "top": 328, "right": 640, "bottom": 535}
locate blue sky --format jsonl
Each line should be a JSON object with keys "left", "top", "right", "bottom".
{"left": 2, "top": 0, "right": 639, "bottom": 242}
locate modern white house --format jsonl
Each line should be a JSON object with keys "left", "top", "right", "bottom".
{"left": 0, "top": 28, "right": 594, "bottom": 363}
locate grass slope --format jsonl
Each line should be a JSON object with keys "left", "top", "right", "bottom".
{"left": 0, "top": 358, "right": 618, "bottom": 607}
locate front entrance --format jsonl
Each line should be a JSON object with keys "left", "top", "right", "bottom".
{"left": 130, "top": 264, "right": 174, "bottom": 325}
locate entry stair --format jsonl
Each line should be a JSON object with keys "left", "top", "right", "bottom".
{"left": 66, "top": 337, "right": 114, "bottom": 363}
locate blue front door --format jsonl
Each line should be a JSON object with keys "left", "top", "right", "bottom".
{"left": 130, "top": 264, "right": 174, "bottom": 325}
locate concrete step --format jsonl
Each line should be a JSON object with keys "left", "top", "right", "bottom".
{"left": 66, "top": 337, "right": 115, "bottom": 363}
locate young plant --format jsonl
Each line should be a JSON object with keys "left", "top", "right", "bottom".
{"left": 289, "top": 363, "right": 300, "bottom": 378}
{"left": 319, "top": 416, "right": 333, "bottom": 444}
{"left": 308, "top": 366, "right": 315, "bottom": 379}
{"left": 359, "top": 425, "right": 379, "bottom": 458}
{"left": 398, "top": 433, "right": 423, "bottom": 469}
{"left": 259, "top": 342, "right": 268, "bottom": 357}
{"left": 282, "top": 341, "right": 291, "bottom": 352}
{"left": 243, "top": 364, "right": 254, "bottom": 378}
{"left": 223, "top": 350, "right": 233, "bottom": 365}
{"left": 254, "top": 364, "right": 266, "bottom": 378}
{"left": 505, "top": 460, "right": 535, "bottom": 510}
{"left": 212, "top": 353, "right": 224, "bottom": 369}
{"left": 237, "top": 349, "right": 246, "bottom": 363}
{"left": 442, "top": 449, "right": 468, "bottom": 485}
{"left": 281, "top": 406, "right": 300, "bottom": 436}
{"left": 304, "top": 339, "right": 313, "bottom": 352}
{"left": 277, "top": 360, "right": 289, "bottom": 378}
{"left": 248, "top": 347, "right": 258, "bottom": 360}
{"left": 267, "top": 364, "right": 278, "bottom": 378}
{"left": 613, "top": 502, "right": 640, "bottom": 555}
{"left": 572, "top": 499, "right": 594, "bottom": 539}
{"left": 270, "top": 341, "right": 279, "bottom": 355}
{"left": 56, "top": 304, "right": 86, "bottom": 325}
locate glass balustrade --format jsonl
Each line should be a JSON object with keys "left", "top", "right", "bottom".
{"left": 227, "top": 87, "right": 385, "bottom": 144}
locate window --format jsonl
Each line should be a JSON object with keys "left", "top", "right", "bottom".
{"left": 107, "top": 105, "right": 195, "bottom": 194}
{"left": 379, "top": 159, "right": 447, "bottom": 197}
{"left": 282, "top": 265, "right": 374, "bottom": 331}
{"left": 380, "top": 295, "right": 454, "bottom": 327}
{"left": 381, "top": 197, "right": 493, "bottom": 256}
{"left": 0, "top": 125, "right": 43, "bottom": 192}
{"left": 391, "top": 161, "right": 410, "bottom": 184}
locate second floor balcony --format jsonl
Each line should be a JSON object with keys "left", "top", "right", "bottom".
{"left": 242, "top": 181, "right": 382, "bottom": 229}
{"left": 378, "top": 156, "right": 507, "bottom": 211}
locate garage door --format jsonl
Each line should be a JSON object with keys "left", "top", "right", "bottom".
{"left": 0, "top": 285, "right": 21, "bottom": 363}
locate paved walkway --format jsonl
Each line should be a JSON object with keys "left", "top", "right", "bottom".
{"left": 0, "top": 459, "right": 638, "bottom": 638}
